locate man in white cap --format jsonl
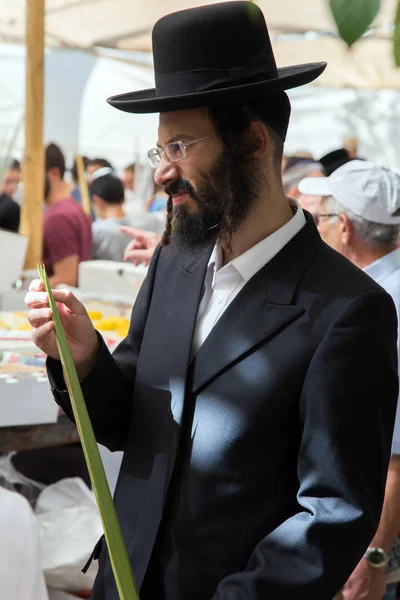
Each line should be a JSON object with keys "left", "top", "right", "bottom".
{"left": 299, "top": 160, "right": 400, "bottom": 600}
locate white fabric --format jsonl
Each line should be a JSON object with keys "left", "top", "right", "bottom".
{"left": 192, "top": 199, "right": 306, "bottom": 353}
{"left": 36, "top": 478, "right": 102, "bottom": 592}
{"left": 298, "top": 160, "right": 400, "bottom": 225}
{"left": 5, "top": 42, "right": 400, "bottom": 172}
{"left": 123, "top": 189, "right": 145, "bottom": 215}
{"left": 0, "top": 487, "right": 49, "bottom": 600}
{"left": 3, "top": 0, "right": 400, "bottom": 90}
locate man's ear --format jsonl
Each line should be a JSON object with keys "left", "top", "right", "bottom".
{"left": 92, "top": 194, "right": 103, "bottom": 209}
{"left": 248, "top": 120, "right": 268, "bottom": 157}
{"left": 47, "top": 166, "right": 61, "bottom": 182}
{"left": 339, "top": 213, "right": 354, "bottom": 246}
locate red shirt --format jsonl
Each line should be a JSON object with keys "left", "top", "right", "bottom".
{"left": 43, "top": 197, "right": 92, "bottom": 277}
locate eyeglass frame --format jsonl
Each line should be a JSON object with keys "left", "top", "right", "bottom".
{"left": 147, "top": 136, "right": 211, "bottom": 167}
{"left": 312, "top": 213, "right": 340, "bottom": 227}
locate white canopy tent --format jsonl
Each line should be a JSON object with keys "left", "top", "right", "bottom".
{"left": 2, "top": 42, "right": 400, "bottom": 173}
{"left": 1, "top": 0, "right": 399, "bottom": 89}
{"left": 0, "top": 43, "right": 157, "bottom": 169}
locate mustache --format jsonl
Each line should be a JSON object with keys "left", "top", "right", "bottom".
{"left": 164, "top": 178, "right": 197, "bottom": 199}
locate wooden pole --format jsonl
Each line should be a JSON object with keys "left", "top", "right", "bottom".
{"left": 20, "top": 0, "right": 45, "bottom": 269}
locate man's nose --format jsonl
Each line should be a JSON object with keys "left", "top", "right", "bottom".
{"left": 154, "top": 156, "right": 180, "bottom": 187}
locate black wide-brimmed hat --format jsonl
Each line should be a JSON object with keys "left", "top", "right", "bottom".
{"left": 319, "top": 148, "right": 353, "bottom": 176}
{"left": 107, "top": 1, "right": 327, "bottom": 114}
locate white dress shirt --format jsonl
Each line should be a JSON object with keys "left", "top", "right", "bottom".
{"left": 192, "top": 199, "right": 306, "bottom": 353}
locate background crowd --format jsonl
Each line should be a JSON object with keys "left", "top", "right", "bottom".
{"left": 0, "top": 144, "right": 167, "bottom": 288}
{"left": 0, "top": 135, "right": 365, "bottom": 285}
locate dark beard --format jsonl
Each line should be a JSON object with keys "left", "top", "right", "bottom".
{"left": 166, "top": 130, "right": 266, "bottom": 252}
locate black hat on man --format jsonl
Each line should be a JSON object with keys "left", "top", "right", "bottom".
{"left": 107, "top": 2, "right": 326, "bottom": 115}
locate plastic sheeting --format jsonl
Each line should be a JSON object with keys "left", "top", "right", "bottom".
{"left": 0, "top": 485, "right": 49, "bottom": 600}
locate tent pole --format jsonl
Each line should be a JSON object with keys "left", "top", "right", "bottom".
{"left": 20, "top": 0, "right": 45, "bottom": 269}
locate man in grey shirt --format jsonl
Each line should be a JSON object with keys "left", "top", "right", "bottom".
{"left": 90, "top": 173, "right": 165, "bottom": 262}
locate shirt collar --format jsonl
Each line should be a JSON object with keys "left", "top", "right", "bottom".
{"left": 207, "top": 198, "right": 306, "bottom": 283}
{"left": 363, "top": 248, "right": 400, "bottom": 284}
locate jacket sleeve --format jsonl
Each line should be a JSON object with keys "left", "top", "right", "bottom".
{"left": 46, "top": 244, "right": 162, "bottom": 451}
{"left": 212, "top": 288, "right": 399, "bottom": 600}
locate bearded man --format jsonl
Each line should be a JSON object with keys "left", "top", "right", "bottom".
{"left": 25, "top": 3, "right": 398, "bottom": 599}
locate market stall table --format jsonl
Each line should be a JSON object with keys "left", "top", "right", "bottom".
{"left": 0, "top": 414, "right": 80, "bottom": 454}
{"left": 0, "top": 302, "right": 133, "bottom": 452}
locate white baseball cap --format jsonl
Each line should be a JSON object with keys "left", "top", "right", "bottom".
{"left": 298, "top": 160, "right": 400, "bottom": 225}
{"left": 90, "top": 166, "right": 113, "bottom": 181}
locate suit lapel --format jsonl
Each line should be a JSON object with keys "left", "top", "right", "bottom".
{"left": 121, "top": 243, "right": 213, "bottom": 587}
{"left": 191, "top": 216, "right": 322, "bottom": 393}
{"left": 164, "top": 243, "right": 213, "bottom": 425}
{"left": 191, "top": 272, "right": 304, "bottom": 393}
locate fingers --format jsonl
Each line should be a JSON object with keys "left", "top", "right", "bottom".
{"left": 124, "top": 248, "right": 154, "bottom": 266}
{"left": 27, "top": 307, "right": 52, "bottom": 328}
{"left": 25, "top": 290, "right": 49, "bottom": 309}
{"left": 29, "top": 279, "right": 45, "bottom": 292}
{"left": 32, "top": 320, "right": 55, "bottom": 346}
{"left": 119, "top": 225, "right": 135, "bottom": 236}
{"left": 120, "top": 226, "right": 149, "bottom": 240}
{"left": 52, "top": 289, "right": 87, "bottom": 315}
{"left": 25, "top": 288, "right": 86, "bottom": 315}
{"left": 123, "top": 244, "right": 142, "bottom": 262}
{"left": 124, "top": 239, "right": 143, "bottom": 254}
{"left": 26, "top": 280, "right": 48, "bottom": 309}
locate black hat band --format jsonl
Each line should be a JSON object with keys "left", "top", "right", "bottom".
{"left": 155, "top": 52, "right": 278, "bottom": 97}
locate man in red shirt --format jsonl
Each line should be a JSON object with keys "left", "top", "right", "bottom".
{"left": 43, "top": 143, "right": 92, "bottom": 287}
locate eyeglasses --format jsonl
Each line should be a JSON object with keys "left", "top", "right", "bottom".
{"left": 312, "top": 213, "right": 339, "bottom": 227}
{"left": 147, "top": 136, "right": 211, "bottom": 168}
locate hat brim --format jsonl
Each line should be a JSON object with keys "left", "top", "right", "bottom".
{"left": 298, "top": 176, "right": 330, "bottom": 196}
{"left": 107, "top": 62, "right": 327, "bottom": 114}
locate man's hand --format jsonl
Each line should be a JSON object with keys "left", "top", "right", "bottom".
{"left": 341, "top": 558, "right": 386, "bottom": 600}
{"left": 120, "top": 226, "right": 161, "bottom": 266}
{"left": 25, "top": 279, "right": 100, "bottom": 378}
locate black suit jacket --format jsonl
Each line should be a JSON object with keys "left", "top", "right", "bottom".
{"left": 48, "top": 214, "right": 399, "bottom": 600}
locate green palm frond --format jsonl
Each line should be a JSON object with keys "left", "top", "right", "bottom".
{"left": 38, "top": 264, "right": 139, "bottom": 600}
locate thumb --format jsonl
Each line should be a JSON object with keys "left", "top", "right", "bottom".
{"left": 52, "top": 289, "right": 87, "bottom": 315}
